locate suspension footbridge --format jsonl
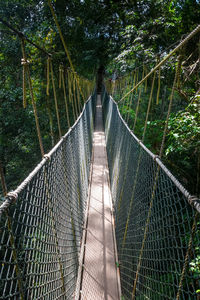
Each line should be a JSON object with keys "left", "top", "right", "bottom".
{"left": 0, "top": 12, "right": 200, "bottom": 300}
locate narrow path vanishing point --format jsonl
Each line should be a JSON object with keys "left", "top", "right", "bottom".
{"left": 80, "top": 95, "right": 120, "bottom": 300}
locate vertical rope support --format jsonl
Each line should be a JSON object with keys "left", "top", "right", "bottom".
{"left": 123, "top": 72, "right": 134, "bottom": 119}
{"left": 121, "top": 70, "right": 156, "bottom": 249}
{"left": 21, "top": 55, "right": 27, "bottom": 109}
{"left": 67, "top": 69, "right": 76, "bottom": 122}
{"left": 122, "top": 75, "right": 130, "bottom": 110}
{"left": 61, "top": 68, "right": 70, "bottom": 128}
{"left": 126, "top": 71, "right": 137, "bottom": 123}
{"left": 159, "top": 55, "right": 181, "bottom": 158}
{"left": 135, "top": 69, "right": 139, "bottom": 93}
{"left": 142, "top": 71, "right": 156, "bottom": 141}
{"left": 72, "top": 72, "right": 79, "bottom": 118}
{"left": 144, "top": 66, "right": 148, "bottom": 93}
{"left": 59, "top": 64, "right": 62, "bottom": 89}
{"left": 133, "top": 66, "right": 145, "bottom": 132}
{"left": 21, "top": 38, "right": 44, "bottom": 157}
{"left": 46, "top": 56, "right": 50, "bottom": 96}
{"left": 50, "top": 59, "right": 62, "bottom": 139}
{"left": 75, "top": 75, "right": 81, "bottom": 113}
{"left": 46, "top": 95, "right": 55, "bottom": 147}
{"left": 156, "top": 56, "right": 161, "bottom": 105}
{"left": 77, "top": 77, "right": 82, "bottom": 112}
{"left": 133, "top": 87, "right": 142, "bottom": 132}
{"left": 132, "top": 55, "right": 181, "bottom": 299}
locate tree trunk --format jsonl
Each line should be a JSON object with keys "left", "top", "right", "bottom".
{"left": 96, "top": 65, "right": 105, "bottom": 94}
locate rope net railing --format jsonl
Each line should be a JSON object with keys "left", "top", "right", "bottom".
{"left": 0, "top": 94, "right": 96, "bottom": 299}
{"left": 105, "top": 25, "right": 200, "bottom": 198}
{"left": 102, "top": 90, "right": 200, "bottom": 300}
{"left": 0, "top": 16, "right": 95, "bottom": 206}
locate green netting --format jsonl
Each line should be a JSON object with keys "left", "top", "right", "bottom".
{"left": 0, "top": 94, "right": 96, "bottom": 299}
{"left": 102, "top": 90, "right": 200, "bottom": 300}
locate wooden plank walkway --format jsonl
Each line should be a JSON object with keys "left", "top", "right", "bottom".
{"left": 80, "top": 95, "right": 120, "bottom": 300}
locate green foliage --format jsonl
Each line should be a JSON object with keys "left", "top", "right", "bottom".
{"left": 165, "top": 97, "right": 200, "bottom": 193}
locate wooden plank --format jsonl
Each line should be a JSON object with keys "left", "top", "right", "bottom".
{"left": 80, "top": 95, "right": 120, "bottom": 300}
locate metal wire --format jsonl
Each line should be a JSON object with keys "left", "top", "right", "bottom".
{"left": 102, "top": 90, "right": 200, "bottom": 300}
{"left": 0, "top": 94, "right": 96, "bottom": 299}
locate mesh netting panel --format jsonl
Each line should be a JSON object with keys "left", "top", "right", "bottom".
{"left": 102, "top": 91, "right": 200, "bottom": 300}
{"left": 0, "top": 95, "right": 96, "bottom": 299}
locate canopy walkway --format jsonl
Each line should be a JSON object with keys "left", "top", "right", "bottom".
{"left": 0, "top": 89, "right": 200, "bottom": 299}
{"left": 0, "top": 14, "right": 200, "bottom": 300}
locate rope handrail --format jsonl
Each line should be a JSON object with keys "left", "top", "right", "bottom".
{"left": 111, "top": 95, "right": 200, "bottom": 213}
{"left": 0, "top": 95, "right": 93, "bottom": 218}
{"left": 102, "top": 89, "right": 200, "bottom": 300}
{"left": 0, "top": 93, "right": 96, "bottom": 299}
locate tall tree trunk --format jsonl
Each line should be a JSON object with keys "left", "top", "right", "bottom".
{"left": 96, "top": 65, "right": 105, "bottom": 94}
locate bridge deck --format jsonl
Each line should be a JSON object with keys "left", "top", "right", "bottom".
{"left": 80, "top": 95, "right": 120, "bottom": 299}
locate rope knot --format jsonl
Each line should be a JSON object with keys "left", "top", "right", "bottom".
{"left": 188, "top": 196, "right": 200, "bottom": 213}
{"left": 6, "top": 191, "right": 18, "bottom": 204}
{"left": 21, "top": 58, "right": 30, "bottom": 66}
{"left": 153, "top": 155, "right": 160, "bottom": 161}
{"left": 44, "top": 154, "right": 51, "bottom": 160}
